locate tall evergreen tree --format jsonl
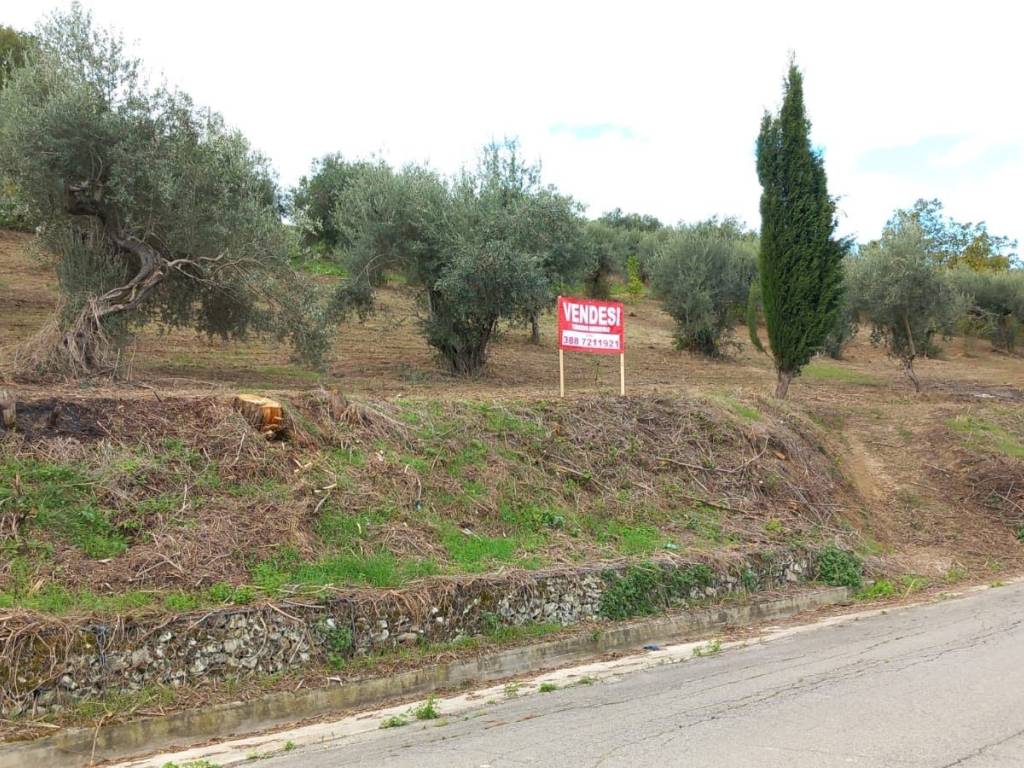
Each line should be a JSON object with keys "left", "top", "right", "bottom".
{"left": 756, "top": 59, "right": 845, "bottom": 398}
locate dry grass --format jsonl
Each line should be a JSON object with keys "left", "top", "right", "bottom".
{"left": 1, "top": 229, "right": 1023, "bottom": 597}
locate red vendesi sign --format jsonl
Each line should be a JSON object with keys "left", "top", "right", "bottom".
{"left": 557, "top": 296, "right": 625, "bottom": 355}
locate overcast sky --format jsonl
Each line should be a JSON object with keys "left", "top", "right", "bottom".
{"left": 7, "top": 1, "right": 1023, "bottom": 247}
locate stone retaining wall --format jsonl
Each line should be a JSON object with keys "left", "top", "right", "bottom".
{"left": 2, "top": 550, "right": 812, "bottom": 716}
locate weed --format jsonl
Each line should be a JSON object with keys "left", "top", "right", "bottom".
{"left": 485, "top": 621, "right": 561, "bottom": 644}
{"left": 901, "top": 574, "right": 928, "bottom": 594}
{"left": 855, "top": 580, "right": 895, "bottom": 600}
{"left": 412, "top": 695, "right": 440, "bottom": 720}
{"left": 283, "top": 740, "right": 296, "bottom": 752}
{"left": 816, "top": 545, "right": 863, "bottom": 589}
{"left": 990, "top": 580, "right": 1006, "bottom": 588}
{"left": 692, "top": 638, "right": 722, "bottom": 657}
{"left": 321, "top": 622, "right": 354, "bottom": 668}
{"left": 573, "top": 676, "right": 596, "bottom": 686}
{"left": 739, "top": 567, "right": 758, "bottom": 592}
{"left": 944, "top": 566, "right": 968, "bottom": 584}
{"left": 379, "top": 714, "right": 408, "bottom": 729}
{"left": 599, "top": 563, "right": 714, "bottom": 620}
{"left": 538, "top": 682, "right": 558, "bottom": 693}
{"left": 503, "top": 682, "right": 520, "bottom": 698}
{"left": 763, "top": 519, "right": 784, "bottom": 535}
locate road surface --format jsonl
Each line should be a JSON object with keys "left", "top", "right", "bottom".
{"left": 261, "top": 582, "right": 1024, "bottom": 767}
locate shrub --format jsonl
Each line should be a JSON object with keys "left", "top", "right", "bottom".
{"left": 816, "top": 545, "right": 863, "bottom": 589}
{"left": 650, "top": 228, "right": 756, "bottom": 356}
{"left": 625, "top": 254, "right": 644, "bottom": 299}
{"left": 599, "top": 563, "right": 714, "bottom": 619}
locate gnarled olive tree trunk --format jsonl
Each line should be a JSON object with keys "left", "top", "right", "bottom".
{"left": 56, "top": 183, "right": 199, "bottom": 375}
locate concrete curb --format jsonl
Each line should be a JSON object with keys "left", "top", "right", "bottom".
{"left": 0, "top": 586, "right": 849, "bottom": 768}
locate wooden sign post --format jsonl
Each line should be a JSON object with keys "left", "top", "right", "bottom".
{"left": 556, "top": 296, "right": 626, "bottom": 397}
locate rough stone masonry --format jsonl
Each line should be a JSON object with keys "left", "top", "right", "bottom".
{"left": 2, "top": 550, "right": 812, "bottom": 716}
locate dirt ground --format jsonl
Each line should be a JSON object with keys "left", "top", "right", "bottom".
{"left": 2, "top": 228, "right": 1024, "bottom": 583}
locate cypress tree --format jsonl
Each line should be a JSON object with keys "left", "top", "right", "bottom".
{"left": 756, "top": 59, "right": 845, "bottom": 398}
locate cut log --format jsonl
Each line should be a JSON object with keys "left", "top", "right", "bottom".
{"left": 232, "top": 394, "right": 284, "bottom": 438}
{"left": 0, "top": 389, "right": 15, "bottom": 430}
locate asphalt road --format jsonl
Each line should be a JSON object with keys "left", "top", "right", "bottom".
{"left": 262, "top": 582, "right": 1024, "bottom": 767}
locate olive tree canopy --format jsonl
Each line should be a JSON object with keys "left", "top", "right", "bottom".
{"left": 0, "top": 6, "right": 329, "bottom": 376}
{"left": 339, "top": 141, "right": 581, "bottom": 374}
{"left": 848, "top": 219, "right": 966, "bottom": 391}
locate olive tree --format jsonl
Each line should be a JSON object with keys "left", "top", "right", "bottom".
{"left": 339, "top": 141, "right": 568, "bottom": 374}
{"left": 579, "top": 221, "right": 622, "bottom": 299}
{"left": 848, "top": 220, "right": 966, "bottom": 391}
{"left": 467, "top": 141, "right": 583, "bottom": 342}
{"left": 0, "top": 7, "right": 328, "bottom": 375}
{"left": 650, "top": 225, "right": 756, "bottom": 356}
{"left": 291, "top": 152, "right": 379, "bottom": 254}
{"left": 0, "top": 24, "right": 35, "bottom": 229}
{"left": 949, "top": 268, "right": 1024, "bottom": 353}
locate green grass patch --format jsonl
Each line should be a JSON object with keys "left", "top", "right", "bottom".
{"left": 802, "top": 362, "right": 879, "bottom": 386}
{"left": 328, "top": 446, "right": 367, "bottom": 468}
{"left": 711, "top": 394, "right": 762, "bottom": 422}
{"left": 948, "top": 416, "right": 1024, "bottom": 459}
{"left": 252, "top": 547, "right": 438, "bottom": 592}
{"left": 446, "top": 440, "right": 489, "bottom": 476}
{"left": 0, "top": 458, "right": 127, "bottom": 558}
{"left": 855, "top": 579, "right": 895, "bottom": 600}
{"left": 315, "top": 504, "right": 394, "bottom": 547}
{"left": 471, "top": 402, "right": 545, "bottom": 437}
{"left": 499, "top": 501, "right": 569, "bottom": 534}
{"left": 293, "top": 257, "right": 347, "bottom": 277}
{"left": 681, "top": 505, "right": 730, "bottom": 545}
{"left": 481, "top": 613, "right": 562, "bottom": 644}
{"left": 596, "top": 520, "right": 666, "bottom": 555}
{"left": 0, "top": 584, "right": 154, "bottom": 614}
{"left": 439, "top": 526, "right": 534, "bottom": 572}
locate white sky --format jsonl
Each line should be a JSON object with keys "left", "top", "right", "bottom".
{"left": 6, "top": 0, "right": 1023, "bottom": 247}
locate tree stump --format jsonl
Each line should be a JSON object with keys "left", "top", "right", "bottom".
{"left": 0, "top": 389, "right": 15, "bottom": 430}
{"left": 232, "top": 394, "right": 284, "bottom": 439}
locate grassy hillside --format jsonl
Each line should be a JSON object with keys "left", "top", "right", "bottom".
{"left": 1, "top": 390, "right": 855, "bottom": 614}
{"left": 2, "top": 229, "right": 1024, "bottom": 616}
